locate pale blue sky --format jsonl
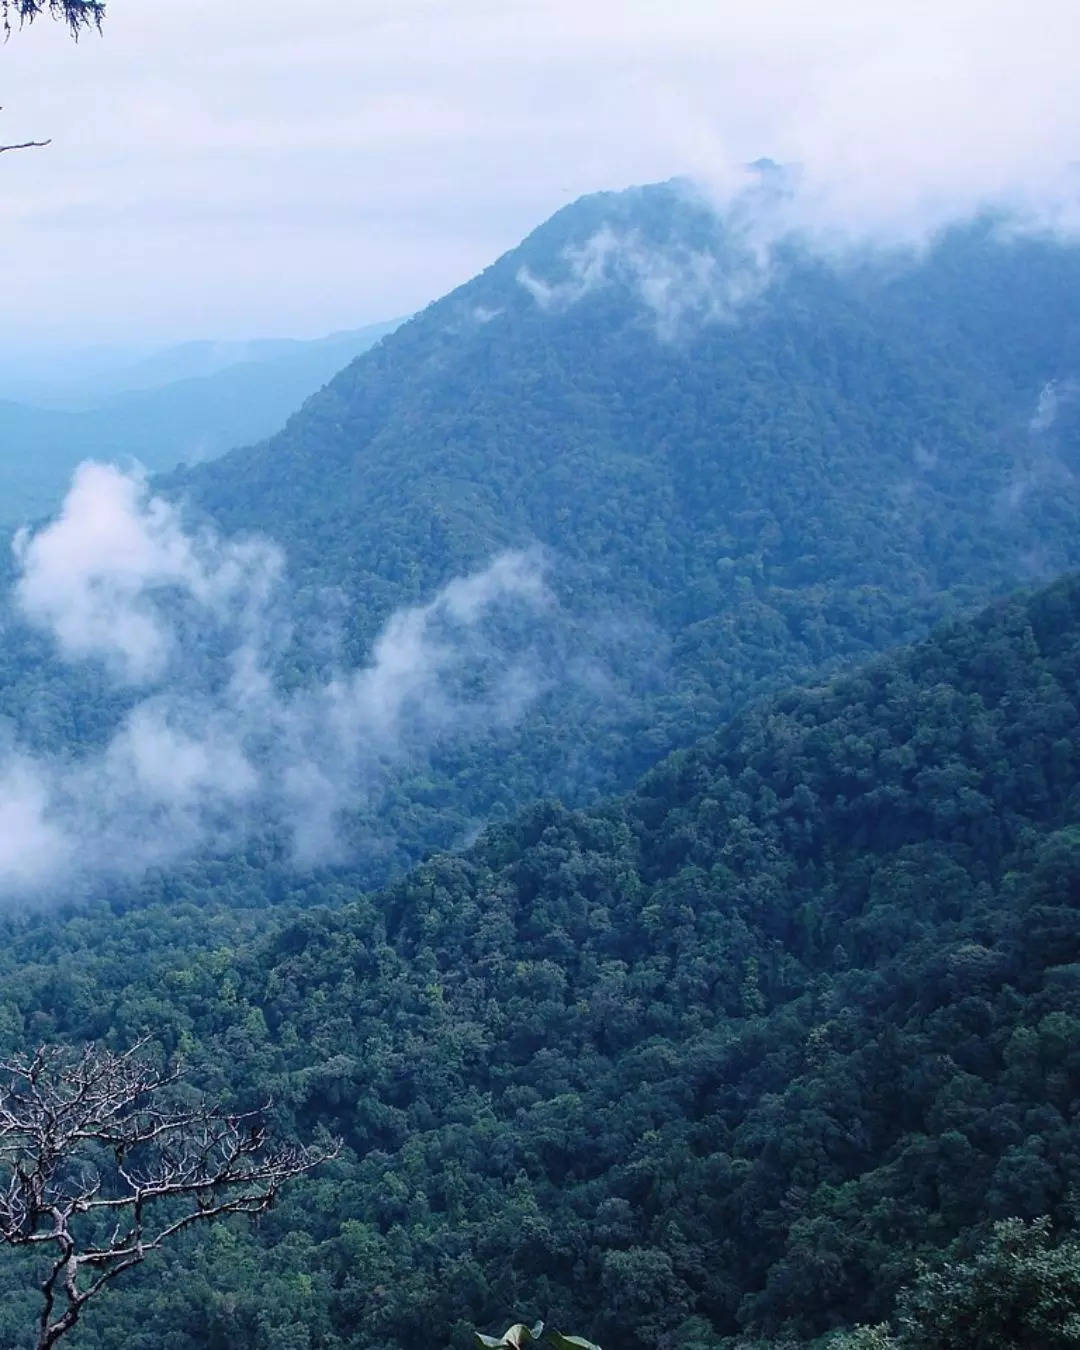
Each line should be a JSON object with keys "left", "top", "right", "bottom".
{"left": 1, "top": 0, "right": 1077, "bottom": 348}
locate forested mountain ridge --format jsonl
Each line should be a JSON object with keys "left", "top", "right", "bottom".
{"left": 159, "top": 178, "right": 1080, "bottom": 869}
{"left": 176, "top": 178, "right": 1080, "bottom": 615}
{"left": 4, "top": 182, "right": 1080, "bottom": 890}
{"left": 1, "top": 572, "right": 1080, "bottom": 1347}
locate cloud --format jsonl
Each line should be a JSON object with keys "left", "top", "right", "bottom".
{"left": 1030, "top": 379, "right": 1079, "bottom": 434}
{"left": 1, "top": 1, "right": 1078, "bottom": 348}
{"left": 0, "top": 464, "right": 553, "bottom": 894}
{"left": 517, "top": 210, "right": 777, "bottom": 339}
{"left": 13, "top": 461, "right": 282, "bottom": 683}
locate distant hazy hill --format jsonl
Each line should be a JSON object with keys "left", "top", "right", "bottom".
{"left": 0, "top": 320, "right": 399, "bottom": 525}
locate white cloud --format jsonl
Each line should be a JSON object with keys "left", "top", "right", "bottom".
{"left": 1030, "top": 379, "right": 1079, "bottom": 434}
{"left": 13, "top": 462, "right": 283, "bottom": 682}
{"left": 0, "top": 463, "right": 553, "bottom": 892}
{"left": 517, "top": 216, "right": 775, "bottom": 338}
{"left": 0, "top": 0, "right": 1077, "bottom": 346}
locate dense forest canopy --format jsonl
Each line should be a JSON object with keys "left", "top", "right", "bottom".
{"left": 0, "top": 573, "right": 1079, "bottom": 1346}
{"left": 0, "top": 161, "right": 1079, "bottom": 1345}
{"left": 2, "top": 0, "right": 1080, "bottom": 1343}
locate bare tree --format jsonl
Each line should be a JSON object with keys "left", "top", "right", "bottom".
{"left": 0, "top": 1038, "right": 338, "bottom": 1350}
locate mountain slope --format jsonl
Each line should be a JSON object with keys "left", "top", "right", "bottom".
{"left": 2, "top": 573, "right": 1080, "bottom": 1347}
{"left": 178, "top": 182, "right": 1080, "bottom": 610}
{"left": 162, "top": 180, "right": 1080, "bottom": 864}
{"left": 5, "top": 180, "right": 1080, "bottom": 888}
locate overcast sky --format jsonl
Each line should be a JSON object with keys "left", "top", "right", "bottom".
{"left": 1, "top": 0, "right": 1077, "bottom": 349}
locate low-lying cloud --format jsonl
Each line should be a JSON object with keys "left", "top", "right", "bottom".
{"left": 1030, "top": 379, "right": 1079, "bottom": 435}
{"left": 517, "top": 212, "right": 773, "bottom": 340}
{"left": 14, "top": 462, "right": 283, "bottom": 684}
{"left": 0, "top": 464, "right": 553, "bottom": 895}
{"left": 517, "top": 159, "right": 1080, "bottom": 341}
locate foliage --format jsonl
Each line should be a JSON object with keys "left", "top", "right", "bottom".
{"left": 0, "top": 1039, "right": 334, "bottom": 1348}
{"left": 11, "top": 182, "right": 1079, "bottom": 886}
{"left": 896, "top": 1219, "right": 1080, "bottom": 1349}
{"left": 1, "top": 1, "right": 103, "bottom": 37}
{"left": 475, "top": 1321, "right": 600, "bottom": 1350}
{"left": 830, "top": 1220, "right": 1080, "bottom": 1349}
{"left": 1, "top": 174, "right": 1080, "bottom": 1347}
{"left": 1, "top": 574, "right": 1080, "bottom": 1343}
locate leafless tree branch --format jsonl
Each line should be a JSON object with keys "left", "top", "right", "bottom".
{"left": 0, "top": 138, "right": 50, "bottom": 152}
{"left": 0, "top": 1038, "right": 339, "bottom": 1350}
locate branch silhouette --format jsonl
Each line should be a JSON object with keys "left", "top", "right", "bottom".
{"left": 0, "top": 1037, "right": 339, "bottom": 1350}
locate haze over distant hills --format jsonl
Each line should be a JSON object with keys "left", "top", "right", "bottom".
{"left": 0, "top": 319, "right": 400, "bottom": 526}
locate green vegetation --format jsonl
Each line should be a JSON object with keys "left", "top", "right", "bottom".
{"left": 0, "top": 572, "right": 1079, "bottom": 1345}
{"left": 5, "top": 185, "right": 1080, "bottom": 888}
{"left": 0, "top": 0, "right": 102, "bottom": 38}
{"left": 162, "top": 184, "right": 1080, "bottom": 875}
{"left": 1, "top": 182, "right": 1080, "bottom": 1343}
{"left": 475, "top": 1322, "right": 600, "bottom": 1350}
{"left": 830, "top": 1220, "right": 1080, "bottom": 1349}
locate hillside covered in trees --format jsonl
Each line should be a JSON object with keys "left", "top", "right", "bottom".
{"left": 6, "top": 0, "right": 1080, "bottom": 1346}
{"left": 18, "top": 180, "right": 1080, "bottom": 884}
{"left": 0, "top": 572, "right": 1079, "bottom": 1346}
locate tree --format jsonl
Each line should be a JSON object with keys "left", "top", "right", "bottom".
{"left": 1, "top": 1, "right": 104, "bottom": 37}
{"left": 894, "top": 1218, "right": 1080, "bottom": 1349}
{"left": 1, "top": 0, "right": 104, "bottom": 154}
{"left": 0, "top": 1038, "right": 337, "bottom": 1350}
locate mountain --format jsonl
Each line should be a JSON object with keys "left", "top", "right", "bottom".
{"left": 0, "top": 324, "right": 404, "bottom": 409}
{"left": 150, "top": 179, "right": 1080, "bottom": 870}
{"left": 54, "top": 330, "right": 401, "bottom": 402}
{"left": 4, "top": 182, "right": 1080, "bottom": 890}
{"left": 2, "top": 179, "right": 1080, "bottom": 1347}
{"left": 2, "top": 572, "right": 1080, "bottom": 1347}
{"left": 0, "top": 321, "right": 400, "bottom": 526}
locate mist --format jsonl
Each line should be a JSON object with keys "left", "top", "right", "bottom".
{"left": 1, "top": 1, "right": 1076, "bottom": 345}
{"left": 0, "top": 463, "right": 554, "bottom": 896}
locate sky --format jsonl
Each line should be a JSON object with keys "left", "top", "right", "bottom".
{"left": 1, "top": 0, "right": 1078, "bottom": 350}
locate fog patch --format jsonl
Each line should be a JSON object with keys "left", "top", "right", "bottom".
{"left": 517, "top": 211, "right": 776, "bottom": 340}
{"left": 1030, "top": 379, "right": 1079, "bottom": 434}
{"left": 0, "top": 465, "right": 557, "bottom": 896}
{"left": 14, "top": 462, "right": 283, "bottom": 685}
